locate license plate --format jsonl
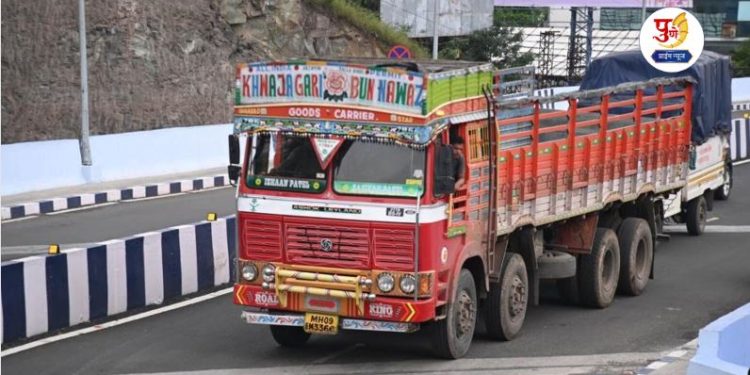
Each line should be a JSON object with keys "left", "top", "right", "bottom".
{"left": 303, "top": 312, "right": 339, "bottom": 335}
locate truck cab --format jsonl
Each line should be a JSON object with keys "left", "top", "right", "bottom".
{"left": 229, "top": 59, "right": 498, "bottom": 357}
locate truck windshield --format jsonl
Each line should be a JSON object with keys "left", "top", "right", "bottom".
{"left": 333, "top": 141, "right": 425, "bottom": 198}
{"left": 246, "top": 134, "right": 326, "bottom": 193}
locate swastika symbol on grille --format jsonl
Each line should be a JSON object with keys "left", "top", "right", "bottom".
{"left": 320, "top": 239, "right": 333, "bottom": 252}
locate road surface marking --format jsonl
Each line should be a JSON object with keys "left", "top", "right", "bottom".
{"left": 706, "top": 217, "right": 719, "bottom": 223}
{"left": 2, "top": 215, "right": 38, "bottom": 223}
{"left": 0, "top": 287, "right": 232, "bottom": 357}
{"left": 664, "top": 225, "right": 750, "bottom": 233}
{"left": 113, "top": 351, "right": 664, "bottom": 375}
{"left": 46, "top": 202, "right": 117, "bottom": 215}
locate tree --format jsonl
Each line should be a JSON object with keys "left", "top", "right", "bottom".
{"left": 493, "top": 7, "right": 547, "bottom": 28}
{"left": 440, "top": 25, "right": 534, "bottom": 69}
{"left": 732, "top": 39, "right": 750, "bottom": 77}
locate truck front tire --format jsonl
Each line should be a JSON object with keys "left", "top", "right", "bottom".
{"left": 485, "top": 253, "right": 528, "bottom": 341}
{"left": 714, "top": 164, "right": 732, "bottom": 201}
{"left": 685, "top": 196, "right": 707, "bottom": 236}
{"left": 432, "top": 269, "right": 477, "bottom": 359}
{"left": 270, "top": 325, "right": 310, "bottom": 347}
{"left": 578, "top": 228, "right": 620, "bottom": 308}
{"left": 617, "top": 218, "right": 653, "bottom": 296}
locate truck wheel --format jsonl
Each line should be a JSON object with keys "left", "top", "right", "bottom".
{"left": 578, "top": 228, "right": 620, "bottom": 308}
{"left": 432, "top": 269, "right": 476, "bottom": 359}
{"left": 714, "top": 164, "right": 732, "bottom": 201}
{"left": 485, "top": 253, "right": 528, "bottom": 341}
{"left": 269, "top": 325, "right": 310, "bottom": 347}
{"left": 617, "top": 218, "right": 653, "bottom": 296}
{"left": 685, "top": 196, "right": 707, "bottom": 236}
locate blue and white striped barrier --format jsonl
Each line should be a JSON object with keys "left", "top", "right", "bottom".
{"left": 1, "top": 175, "right": 227, "bottom": 221}
{"left": 732, "top": 100, "right": 750, "bottom": 112}
{"left": 0, "top": 216, "right": 236, "bottom": 344}
{"left": 730, "top": 118, "right": 750, "bottom": 162}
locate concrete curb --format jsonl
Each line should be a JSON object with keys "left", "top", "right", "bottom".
{"left": 636, "top": 340, "right": 696, "bottom": 375}
{"left": 1, "top": 174, "right": 228, "bottom": 221}
{"left": 0, "top": 216, "right": 237, "bottom": 344}
{"left": 688, "top": 302, "right": 750, "bottom": 375}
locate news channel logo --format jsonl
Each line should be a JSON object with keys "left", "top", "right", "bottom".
{"left": 639, "top": 7, "right": 704, "bottom": 73}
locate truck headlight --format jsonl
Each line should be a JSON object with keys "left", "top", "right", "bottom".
{"left": 262, "top": 264, "right": 276, "bottom": 283}
{"left": 241, "top": 264, "right": 258, "bottom": 281}
{"left": 377, "top": 273, "right": 395, "bottom": 293}
{"left": 399, "top": 274, "right": 417, "bottom": 294}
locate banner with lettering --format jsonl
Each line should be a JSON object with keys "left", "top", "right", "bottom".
{"left": 236, "top": 62, "right": 427, "bottom": 115}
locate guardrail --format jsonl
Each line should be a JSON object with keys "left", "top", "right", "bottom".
{"left": 1, "top": 216, "right": 237, "bottom": 344}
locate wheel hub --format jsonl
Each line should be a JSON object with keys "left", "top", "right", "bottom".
{"left": 455, "top": 290, "right": 475, "bottom": 337}
{"left": 509, "top": 276, "right": 527, "bottom": 317}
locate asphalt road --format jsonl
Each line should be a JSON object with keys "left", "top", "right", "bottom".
{"left": 3, "top": 166, "right": 750, "bottom": 374}
{"left": 1, "top": 187, "right": 235, "bottom": 260}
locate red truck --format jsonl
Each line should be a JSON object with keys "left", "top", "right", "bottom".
{"left": 228, "top": 58, "right": 695, "bottom": 358}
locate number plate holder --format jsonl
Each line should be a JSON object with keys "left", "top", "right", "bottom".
{"left": 303, "top": 312, "right": 339, "bottom": 335}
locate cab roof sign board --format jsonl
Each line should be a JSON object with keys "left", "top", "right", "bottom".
{"left": 235, "top": 62, "right": 426, "bottom": 115}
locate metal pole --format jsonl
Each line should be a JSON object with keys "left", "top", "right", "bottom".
{"left": 79, "top": 0, "right": 92, "bottom": 166}
{"left": 432, "top": 0, "right": 439, "bottom": 60}
{"left": 641, "top": 0, "right": 647, "bottom": 24}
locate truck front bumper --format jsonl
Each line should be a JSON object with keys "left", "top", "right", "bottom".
{"left": 241, "top": 310, "right": 419, "bottom": 333}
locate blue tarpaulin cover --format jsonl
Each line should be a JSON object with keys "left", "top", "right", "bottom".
{"left": 579, "top": 50, "right": 732, "bottom": 144}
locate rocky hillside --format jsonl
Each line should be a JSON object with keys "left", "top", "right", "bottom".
{"left": 1, "top": 0, "right": 390, "bottom": 143}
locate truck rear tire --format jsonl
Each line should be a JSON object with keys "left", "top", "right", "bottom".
{"left": 578, "top": 228, "right": 620, "bottom": 308}
{"left": 617, "top": 218, "right": 653, "bottom": 296}
{"left": 432, "top": 269, "right": 477, "bottom": 359}
{"left": 270, "top": 325, "right": 310, "bottom": 347}
{"left": 714, "top": 164, "right": 732, "bottom": 201}
{"left": 485, "top": 253, "right": 528, "bottom": 341}
{"left": 685, "top": 196, "right": 707, "bottom": 236}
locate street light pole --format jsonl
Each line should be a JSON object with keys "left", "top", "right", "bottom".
{"left": 641, "top": 0, "right": 647, "bottom": 24}
{"left": 78, "top": 0, "right": 92, "bottom": 166}
{"left": 432, "top": 0, "right": 439, "bottom": 60}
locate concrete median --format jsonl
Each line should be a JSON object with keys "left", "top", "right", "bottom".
{"left": 687, "top": 302, "right": 750, "bottom": 375}
{"left": 1, "top": 216, "right": 237, "bottom": 344}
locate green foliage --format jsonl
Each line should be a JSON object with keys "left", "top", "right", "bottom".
{"left": 440, "top": 26, "right": 534, "bottom": 69}
{"left": 346, "top": 0, "right": 380, "bottom": 13}
{"left": 308, "top": 0, "right": 428, "bottom": 58}
{"left": 732, "top": 39, "right": 750, "bottom": 77}
{"left": 493, "top": 7, "right": 548, "bottom": 27}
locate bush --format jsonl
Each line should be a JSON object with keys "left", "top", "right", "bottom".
{"left": 308, "top": 0, "right": 428, "bottom": 58}
{"left": 732, "top": 39, "right": 750, "bottom": 77}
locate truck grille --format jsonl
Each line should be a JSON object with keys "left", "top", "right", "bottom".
{"left": 373, "top": 228, "right": 415, "bottom": 271}
{"left": 243, "top": 218, "right": 282, "bottom": 260}
{"left": 285, "top": 222, "right": 370, "bottom": 268}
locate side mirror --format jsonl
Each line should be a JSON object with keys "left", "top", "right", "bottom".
{"left": 433, "top": 143, "right": 456, "bottom": 196}
{"left": 228, "top": 134, "right": 240, "bottom": 165}
{"left": 228, "top": 135, "right": 241, "bottom": 185}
